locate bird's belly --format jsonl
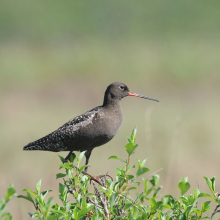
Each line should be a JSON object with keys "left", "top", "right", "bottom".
{"left": 72, "top": 116, "right": 122, "bottom": 151}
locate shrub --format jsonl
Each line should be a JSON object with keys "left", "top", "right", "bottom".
{"left": 16, "top": 127, "right": 220, "bottom": 219}
{"left": 0, "top": 183, "right": 16, "bottom": 220}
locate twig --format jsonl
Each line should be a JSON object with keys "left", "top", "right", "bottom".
{"left": 116, "top": 204, "right": 121, "bottom": 216}
{"left": 71, "top": 164, "right": 102, "bottom": 185}
{"left": 121, "top": 155, "right": 131, "bottom": 190}
{"left": 101, "top": 171, "right": 109, "bottom": 203}
{"left": 122, "top": 190, "right": 129, "bottom": 210}
{"left": 147, "top": 168, "right": 163, "bottom": 177}
{"left": 117, "top": 178, "right": 135, "bottom": 202}
{"left": 211, "top": 204, "right": 220, "bottom": 219}
{"left": 63, "top": 178, "right": 75, "bottom": 195}
{"left": 195, "top": 181, "right": 199, "bottom": 210}
{"left": 92, "top": 181, "right": 109, "bottom": 219}
{"left": 196, "top": 181, "right": 199, "bottom": 189}
{"left": 124, "top": 192, "right": 144, "bottom": 214}
{"left": 35, "top": 203, "right": 42, "bottom": 215}
{"left": 116, "top": 189, "right": 130, "bottom": 217}
{"left": 87, "top": 197, "right": 103, "bottom": 209}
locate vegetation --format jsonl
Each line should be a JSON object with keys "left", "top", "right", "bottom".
{"left": 1, "top": 2, "right": 220, "bottom": 217}
{"left": 1, "top": 1, "right": 220, "bottom": 219}
{"left": 10, "top": 128, "right": 219, "bottom": 219}
{"left": 0, "top": 184, "right": 16, "bottom": 220}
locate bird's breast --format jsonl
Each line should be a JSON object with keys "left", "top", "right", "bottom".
{"left": 100, "top": 106, "right": 123, "bottom": 139}
{"left": 69, "top": 106, "right": 123, "bottom": 150}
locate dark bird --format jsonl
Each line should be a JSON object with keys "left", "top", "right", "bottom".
{"left": 24, "top": 82, "right": 159, "bottom": 182}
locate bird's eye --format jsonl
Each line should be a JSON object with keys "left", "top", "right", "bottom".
{"left": 119, "top": 85, "right": 125, "bottom": 90}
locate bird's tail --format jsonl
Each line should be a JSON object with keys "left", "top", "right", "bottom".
{"left": 23, "top": 132, "right": 67, "bottom": 152}
{"left": 23, "top": 143, "right": 62, "bottom": 152}
{"left": 23, "top": 144, "right": 42, "bottom": 151}
{"left": 23, "top": 138, "right": 66, "bottom": 152}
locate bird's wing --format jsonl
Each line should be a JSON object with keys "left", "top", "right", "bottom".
{"left": 23, "top": 107, "right": 101, "bottom": 151}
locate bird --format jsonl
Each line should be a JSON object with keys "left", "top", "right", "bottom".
{"left": 24, "top": 82, "right": 159, "bottom": 182}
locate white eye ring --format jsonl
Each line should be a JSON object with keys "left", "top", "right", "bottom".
{"left": 119, "top": 85, "right": 125, "bottom": 90}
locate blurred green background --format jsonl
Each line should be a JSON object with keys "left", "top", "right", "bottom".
{"left": 1, "top": 0, "right": 220, "bottom": 218}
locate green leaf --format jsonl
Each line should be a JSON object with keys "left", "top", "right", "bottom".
{"left": 45, "top": 197, "right": 53, "bottom": 206}
{"left": 136, "top": 167, "right": 150, "bottom": 178}
{"left": 185, "top": 205, "right": 193, "bottom": 218}
{"left": 17, "top": 192, "right": 35, "bottom": 206}
{"left": 128, "top": 187, "right": 137, "bottom": 190}
{"left": 99, "top": 186, "right": 110, "bottom": 198}
{"left": 60, "top": 163, "right": 74, "bottom": 169}
{"left": 67, "top": 169, "right": 73, "bottom": 179}
{"left": 79, "top": 164, "right": 90, "bottom": 173}
{"left": 193, "top": 188, "right": 200, "bottom": 199}
{"left": 5, "top": 186, "right": 16, "bottom": 202}
{"left": 132, "top": 206, "right": 139, "bottom": 219}
{"left": 198, "top": 193, "right": 215, "bottom": 200}
{"left": 124, "top": 202, "right": 133, "bottom": 210}
{"left": 201, "top": 201, "right": 211, "bottom": 213}
{"left": 79, "top": 207, "right": 93, "bottom": 218}
{"left": 108, "top": 155, "right": 125, "bottom": 163}
{"left": 109, "top": 192, "right": 120, "bottom": 210}
{"left": 131, "top": 126, "right": 137, "bottom": 143}
{"left": 152, "top": 186, "right": 163, "bottom": 199}
{"left": 69, "top": 152, "right": 76, "bottom": 163}
{"left": 204, "top": 176, "right": 216, "bottom": 196}
{"left": 86, "top": 193, "right": 95, "bottom": 197}
{"left": 56, "top": 173, "right": 66, "bottom": 179}
{"left": 150, "top": 174, "right": 160, "bottom": 186}
{"left": 108, "top": 155, "right": 120, "bottom": 160}
{"left": 40, "top": 197, "right": 53, "bottom": 219}
{"left": 127, "top": 175, "right": 134, "bottom": 181}
{"left": 178, "top": 181, "right": 190, "bottom": 195}
{"left": 59, "top": 183, "right": 66, "bottom": 195}
{"left": 41, "top": 190, "right": 52, "bottom": 199}
{"left": 52, "top": 210, "right": 66, "bottom": 215}
{"left": 179, "top": 176, "right": 188, "bottom": 182}
{"left": 137, "top": 159, "right": 147, "bottom": 169}
{"left": 58, "top": 155, "right": 65, "bottom": 164}
{"left": 77, "top": 151, "right": 86, "bottom": 167}
{"left": 194, "top": 209, "right": 201, "bottom": 217}
{"left": 125, "top": 143, "right": 138, "bottom": 156}
{"left": 35, "top": 179, "right": 41, "bottom": 195}
{"left": 73, "top": 207, "right": 80, "bottom": 220}
{"left": 149, "top": 198, "right": 156, "bottom": 208}
{"left": 126, "top": 136, "right": 131, "bottom": 143}
{"left": 23, "top": 189, "right": 37, "bottom": 197}
{"left": 179, "top": 213, "right": 186, "bottom": 220}
{"left": 1, "top": 213, "right": 12, "bottom": 220}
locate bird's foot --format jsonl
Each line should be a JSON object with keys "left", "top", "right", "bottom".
{"left": 64, "top": 159, "right": 113, "bottom": 186}
{"left": 89, "top": 174, "right": 113, "bottom": 185}
{"left": 65, "top": 159, "right": 70, "bottom": 163}
{"left": 69, "top": 164, "right": 111, "bottom": 185}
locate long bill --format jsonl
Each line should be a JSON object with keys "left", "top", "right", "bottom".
{"left": 128, "top": 91, "right": 159, "bottom": 102}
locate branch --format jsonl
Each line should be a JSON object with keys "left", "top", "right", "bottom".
{"left": 124, "top": 192, "right": 144, "bottom": 214}
{"left": 211, "top": 204, "right": 220, "bottom": 219}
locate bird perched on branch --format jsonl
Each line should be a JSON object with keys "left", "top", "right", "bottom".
{"left": 24, "top": 82, "right": 159, "bottom": 183}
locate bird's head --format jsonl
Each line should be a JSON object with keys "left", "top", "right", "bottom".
{"left": 103, "top": 82, "right": 159, "bottom": 106}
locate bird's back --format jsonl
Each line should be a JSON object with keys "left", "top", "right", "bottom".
{"left": 23, "top": 105, "right": 123, "bottom": 152}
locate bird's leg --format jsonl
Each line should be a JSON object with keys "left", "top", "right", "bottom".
{"left": 64, "top": 150, "right": 102, "bottom": 185}
{"left": 65, "top": 150, "right": 74, "bottom": 163}
{"left": 65, "top": 150, "right": 113, "bottom": 185}
{"left": 84, "top": 150, "right": 92, "bottom": 172}
{"left": 84, "top": 149, "right": 113, "bottom": 184}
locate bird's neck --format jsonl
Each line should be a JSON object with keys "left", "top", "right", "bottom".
{"left": 103, "top": 93, "right": 121, "bottom": 108}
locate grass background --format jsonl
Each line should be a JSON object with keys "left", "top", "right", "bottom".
{"left": 1, "top": 0, "right": 220, "bottom": 218}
